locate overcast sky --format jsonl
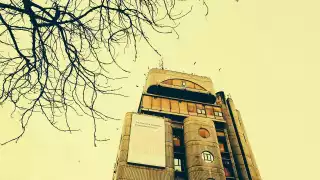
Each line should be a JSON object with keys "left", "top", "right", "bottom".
{"left": 1, "top": 0, "right": 320, "bottom": 180}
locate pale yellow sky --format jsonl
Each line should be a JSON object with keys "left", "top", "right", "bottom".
{"left": 1, "top": 0, "right": 320, "bottom": 180}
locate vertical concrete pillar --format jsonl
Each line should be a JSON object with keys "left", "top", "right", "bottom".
{"left": 184, "top": 116, "right": 226, "bottom": 180}
{"left": 235, "top": 109, "right": 262, "bottom": 180}
{"left": 216, "top": 92, "right": 250, "bottom": 180}
{"left": 223, "top": 128, "right": 240, "bottom": 180}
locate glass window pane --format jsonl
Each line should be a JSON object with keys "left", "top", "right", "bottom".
{"left": 205, "top": 106, "right": 214, "bottom": 117}
{"left": 195, "top": 84, "right": 205, "bottom": 90}
{"left": 162, "top": 79, "right": 173, "bottom": 85}
{"left": 202, "top": 151, "right": 214, "bottom": 163}
{"left": 170, "top": 100, "right": 179, "bottom": 113}
{"left": 142, "top": 95, "right": 152, "bottom": 109}
{"left": 224, "top": 167, "right": 231, "bottom": 177}
{"left": 172, "top": 79, "right": 182, "bottom": 86}
{"left": 161, "top": 98, "right": 170, "bottom": 112}
{"left": 187, "top": 103, "right": 197, "bottom": 115}
{"left": 173, "top": 137, "right": 181, "bottom": 147}
{"left": 174, "top": 158, "right": 179, "bottom": 165}
{"left": 185, "top": 81, "right": 195, "bottom": 89}
{"left": 216, "top": 131, "right": 225, "bottom": 137}
{"left": 179, "top": 101, "right": 188, "bottom": 114}
{"left": 219, "top": 143, "right": 225, "bottom": 152}
{"left": 213, "top": 107, "right": 222, "bottom": 112}
{"left": 152, "top": 97, "right": 161, "bottom": 110}
{"left": 196, "top": 104, "right": 204, "bottom": 110}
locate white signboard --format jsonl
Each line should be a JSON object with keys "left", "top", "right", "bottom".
{"left": 127, "top": 114, "right": 166, "bottom": 167}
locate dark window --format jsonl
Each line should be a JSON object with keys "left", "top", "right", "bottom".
{"left": 173, "top": 135, "right": 181, "bottom": 147}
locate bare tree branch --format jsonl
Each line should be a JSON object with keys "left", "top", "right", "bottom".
{"left": 0, "top": 0, "right": 213, "bottom": 146}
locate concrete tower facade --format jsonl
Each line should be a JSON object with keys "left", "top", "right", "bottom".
{"left": 113, "top": 69, "right": 261, "bottom": 180}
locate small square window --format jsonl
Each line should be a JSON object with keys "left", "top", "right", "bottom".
{"left": 182, "top": 81, "right": 186, "bottom": 87}
{"left": 214, "top": 112, "right": 219, "bottom": 116}
{"left": 197, "top": 109, "right": 202, "bottom": 114}
{"left": 201, "top": 109, "right": 206, "bottom": 114}
{"left": 219, "top": 112, "right": 223, "bottom": 116}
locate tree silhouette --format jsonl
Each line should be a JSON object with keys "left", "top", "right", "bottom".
{"left": 0, "top": 0, "right": 210, "bottom": 146}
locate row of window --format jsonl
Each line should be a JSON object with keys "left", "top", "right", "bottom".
{"left": 142, "top": 95, "right": 223, "bottom": 118}
{"left": 174, "top": 151, "right": 214, "bottom": 172}
{"left": 162, "top": 79, "right": 206, "bottom": 91}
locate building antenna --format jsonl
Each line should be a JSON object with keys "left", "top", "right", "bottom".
{"left": 159, "top": 57, "right": 164, "bottom": 70}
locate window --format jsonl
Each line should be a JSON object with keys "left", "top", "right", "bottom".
{"left": 219, "top": 143, "right": 226, "bottom": 153}
{"left": 214, "top": 112, "right": 223, "bottom": 117}
{"left": 224, "top": 167, "right": 232, "bottom": 177}
{"left": 213, "top": 107, "right": 223, "bottom": 117}
{"left": 199, "top": 128, "right": 210, "bottom": 138}
{"left": 179, "top": 101, "right": 188, "bottom": 114}
{"left": 202, "top": 151, "right": 214, "bottom": 163}
{"left": 170, "top": 100, "right": 179, "bottom": 113}
{"left": 151, "top": 97, "right": 161, "bottom": 110}
{"left": 186, "top": 81, "right": 195, "bottom": 89}
{"left": 216, "top": 131, "right": 225, "bottom": 137}
{"left": 163, "top": 79, "right": 173, "bottom": 85}
{"left": 196, "top": 104, "right": 206, "bottom": 115}
{"left": 205, "top": 106, "right": 214, "bottom": 118}
{"left": 174, "top": 158, "right": 182, "bottom": 171}
{"left": 187, "top": 103, "right": 197, "bottom": 115}
{"left": 161, "top": 98, "right": 170, "bottom": 112}
{"left": 161, "top": 79, "right": 206, "bottom": 91}
{"left": 173, "top": 135, "right": 181, "bottom": 147}
{"left": 142, "top": 95, "right": 152, "bottom": 109}
{"left": 223, "top": 160, "right": 231, "bottom": 166}
{"left": 182, "top": 81, "right": 186, "bottom": 87}
{"left": 172, "top": 79, "right": 182, "bottom": 86}
{"left": 194, "top": 84, "right": 205, "bottom": 90}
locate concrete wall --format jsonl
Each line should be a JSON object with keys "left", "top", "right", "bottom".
{"left": 184, "top": 116, "right": 226, "bottom": 180}
{"left": 113, "top": 112, "right": 174, "bottom": 180}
